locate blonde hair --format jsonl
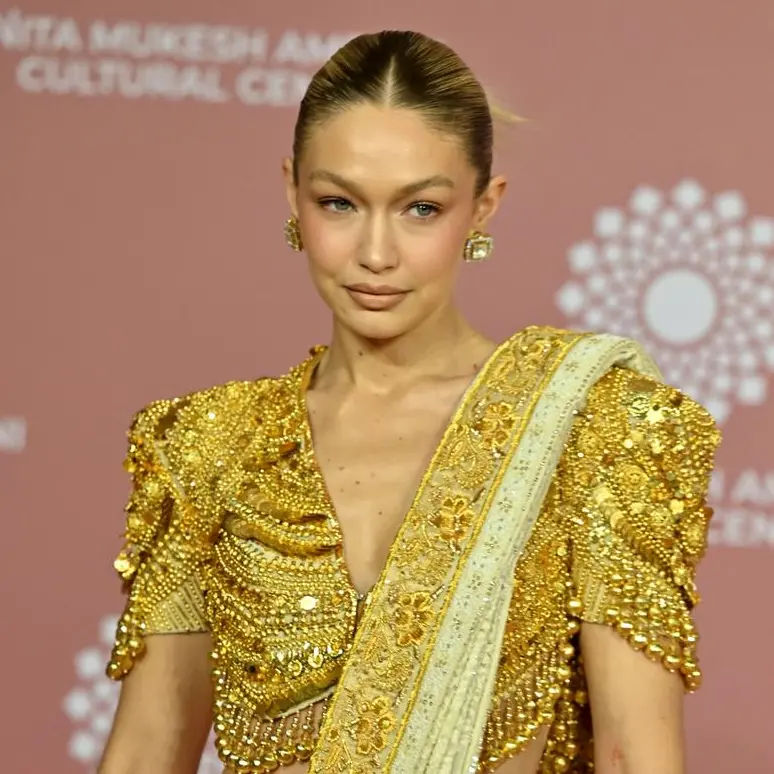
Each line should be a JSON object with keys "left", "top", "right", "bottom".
{"left": 293, "top": 31, "right": 523, "bottom": 196}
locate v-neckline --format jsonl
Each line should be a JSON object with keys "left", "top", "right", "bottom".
{"left": 295, "top": 337, "right": 513, "bottom": 600}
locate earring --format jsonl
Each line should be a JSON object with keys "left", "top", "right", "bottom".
{"left": 284, "top": 216, "right": 303, "bottom": 252}
{"left": 463, "top": 230, "right": 493, "bottom": 262}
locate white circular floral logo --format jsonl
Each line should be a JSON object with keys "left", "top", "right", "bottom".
{"left": 556, "top": 179, "right": 774, "bottom": 423}
{"left": 63, "top": 614, "right": 220, "bottom": 772}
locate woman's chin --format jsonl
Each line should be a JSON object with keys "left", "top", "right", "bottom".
{"left": 339, "top": 309, "right": 414, "bottom": 341}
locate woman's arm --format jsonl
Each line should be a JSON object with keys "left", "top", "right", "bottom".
{"left": 582, "top": 623, "right": 685, "bottom": 774}
{"left": 98, "top": 632, "right": 213, "bottom": 774}
{"left": 101, "top": 398, "right": 223, "bottom": 772}
{"left": 558, "top": 369, "right": 721, "bottom": 774}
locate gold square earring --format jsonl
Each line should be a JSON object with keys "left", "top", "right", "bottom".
{"left": 284, "top": 216, "right": 303, "bottom": 252}
{"left": 463, "top": 230, "right": 493, "bottom": 262}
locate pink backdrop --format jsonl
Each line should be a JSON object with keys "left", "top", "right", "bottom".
{"left": 2, "top": 2, "right": 773, "bottom": 772}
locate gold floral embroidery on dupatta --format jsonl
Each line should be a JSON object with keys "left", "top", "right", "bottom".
{"left": 308, "top": 326, "right": 588, "bottom": 773}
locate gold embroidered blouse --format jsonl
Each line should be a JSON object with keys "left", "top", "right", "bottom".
{"left": 107, "top": 327, "right": 720, "bottom": 773}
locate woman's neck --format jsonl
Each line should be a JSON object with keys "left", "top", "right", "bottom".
{"left": 314, "top": 309, "right": 496, "bottom": 396}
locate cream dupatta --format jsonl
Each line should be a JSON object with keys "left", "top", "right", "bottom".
{"left": 308, "top": 327, "right": 662, "bottom": 774}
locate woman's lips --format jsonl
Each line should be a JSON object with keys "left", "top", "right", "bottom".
{"left": 345, "top": 287, "right": 408, "bottom": 310}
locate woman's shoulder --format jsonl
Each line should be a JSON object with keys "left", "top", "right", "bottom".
{"left": 563, "top": 364, "right": 721, "bottom": 555}
{"left": 559, "top": 358, "right": 721, "bottom": 613}
{"left": 585, "top": 366, "right": 714, "bottom": 427}
{"left": 577, "top": 366, "right": 722, "bottom": 488}
{"left": 129, "top": 355, "right": 318, "bottom": 446}
{"left": 504, "top": 324, "right": 718, "bottom": 425}
{"left": 127, "top": 377, "right": 272, "bottom": 444}
{"left": 496, "top": 324, "right": 722, "bottom": 480}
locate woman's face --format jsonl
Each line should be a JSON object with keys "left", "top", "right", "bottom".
{"left": 284, "top": 104, "right": 506, "bottom": 341}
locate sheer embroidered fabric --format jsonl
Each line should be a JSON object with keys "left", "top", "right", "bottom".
{"left": 108, "top": 326, "right": 719, "bottom": 773}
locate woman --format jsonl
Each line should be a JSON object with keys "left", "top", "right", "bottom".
{"left": 99, "top": 30, "right": 720, "bottom": 774}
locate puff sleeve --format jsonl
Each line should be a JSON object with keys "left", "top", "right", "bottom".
{"left": 562, "top": 367, "right": 721, "bottom": 691}
{"left": 107, "top": 400, "right": 211, "bottom": 681}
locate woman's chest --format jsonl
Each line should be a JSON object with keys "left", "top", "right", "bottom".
{"left": 305, "top": 386, "right": 466, "bottom": 594}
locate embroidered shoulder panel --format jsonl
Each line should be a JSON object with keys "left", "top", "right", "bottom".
{"left": 108, "top": 377, "right": 274, "bottom": 679}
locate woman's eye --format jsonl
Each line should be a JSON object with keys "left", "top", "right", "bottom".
{"left": 409, "top": 202, "right": 441, "bottom": 219}
{"left": 320, "top": 198, "right": 353, "bottom": 213}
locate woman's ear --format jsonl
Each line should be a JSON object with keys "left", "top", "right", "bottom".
{"left": 282, "top": 157, "right": 298, "bottom": 216}
{"left": 473, "top": 174, "right": 507, "bottom": 231}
